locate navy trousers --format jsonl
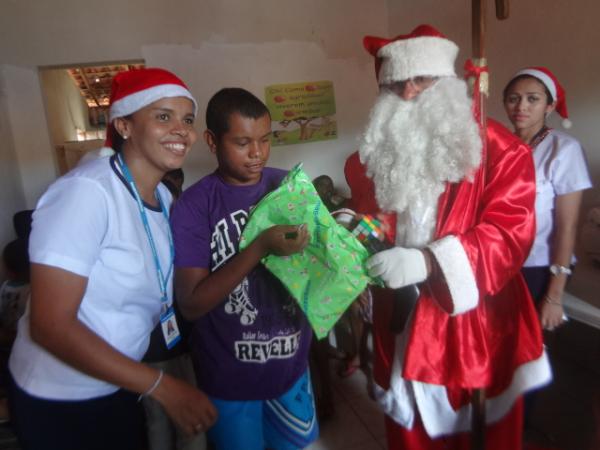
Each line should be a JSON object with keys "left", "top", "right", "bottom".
{"left": 7, "top": 371, "right": 145, "bottom": 450}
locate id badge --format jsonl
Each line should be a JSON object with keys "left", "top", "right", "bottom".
{"left": 160, "top": 306, "right": 181, "bottom": 349}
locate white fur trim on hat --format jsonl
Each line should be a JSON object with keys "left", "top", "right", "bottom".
{"left": 428, "top": 235, "right": 478, "bottom": 315}
{"left": 377, "top": 36, "right": 458, "bottom": 84}
{"left": 109, "top": 84, "right": 197, "bottom": 121}
{"left": 513, "top": 69, "right": 557, "bottom": 102}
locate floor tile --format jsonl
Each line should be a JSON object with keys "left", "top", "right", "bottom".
{"left": 307, "top": 401, "right": 375, "bottom": 450}
{"left": 331, "top": 368, "right": 373, "bottom": 402}
{"left": 349, "top": 393, "right": 386, "bottom": 440}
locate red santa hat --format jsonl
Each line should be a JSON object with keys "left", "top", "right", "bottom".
{"left": 511, "top": 66, "right": 571, "bottom": 128}
{"left": 363, "top": 24, "right": 459, "bottom": 84}
{"left": 105, "top": 68, "right": 197, "bottom": 147}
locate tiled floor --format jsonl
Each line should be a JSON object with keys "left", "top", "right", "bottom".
{"left": 307, "top": 365, "right": 386, "bottom": 450}
{"left": 307, "top": 323, "right": 600, "bottom": 450}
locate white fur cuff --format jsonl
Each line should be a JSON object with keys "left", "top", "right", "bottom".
{"left": 428, "top": 235, "right": 478, "bottom": 315}
{"left": 377, "top": 351, "right": 552, "bottom": 438}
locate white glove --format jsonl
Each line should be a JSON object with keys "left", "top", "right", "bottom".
{"left": 366, "top": 247, "right": 428, "bottom": 289}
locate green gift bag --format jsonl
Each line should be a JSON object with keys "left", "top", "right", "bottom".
{"left": 239, "top": 164, "right": 371, "bottom": 339}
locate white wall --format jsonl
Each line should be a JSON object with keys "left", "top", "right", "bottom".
{"left": 142, "top": 41, "right": 377, "bottom": 190}
{"left": 388, "top": 0, "right": 600, "bottom": 213}
{"left": 0, "top": 0, "right": 389, "bottom": 197}
{"left": 0, "top": 0, "right": 389, "bottom": 262}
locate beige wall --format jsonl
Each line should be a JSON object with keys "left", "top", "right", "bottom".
{"left": 388, "top": 0, "right": 600, "bottom": 214}
{"left": 40, "top": 69, "right": 91, "bottom": 146}
{"left": 0, "top": 68, "right": 27, "bottom": 279}
{"left": 1, "top": 1, "right": 387, "bottom": 67}
{"left": 1, "top": 65, "right": 57, "bottom": 210}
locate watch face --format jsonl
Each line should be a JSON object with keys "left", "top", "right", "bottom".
{"left": 550, "top": 264, "right": 571, "bottom": 276}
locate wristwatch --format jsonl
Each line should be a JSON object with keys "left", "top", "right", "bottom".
{"left": 549, "top": 264, "right": 572, "bottom": 276}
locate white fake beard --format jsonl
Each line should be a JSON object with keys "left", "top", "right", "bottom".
{"left": 358, "top": 78, "right": 481, "bottom": 244}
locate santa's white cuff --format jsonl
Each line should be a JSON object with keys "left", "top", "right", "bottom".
{"left": 428, "top": 235, "right": 478, "bottom": 315}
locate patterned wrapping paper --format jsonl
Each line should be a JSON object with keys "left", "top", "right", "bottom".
{"left": 239, "top": 164, "right": 372, "bottom": 339}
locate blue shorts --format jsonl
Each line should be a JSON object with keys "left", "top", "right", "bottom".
{"left": 207, "top": 371, "right": 318, "bottom": 450}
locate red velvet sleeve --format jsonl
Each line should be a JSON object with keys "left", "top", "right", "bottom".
{"left": 425, "top": 120, "right": 536, "bottom": 313}
{"left": 458, "top": 120, "right": 536, "bottom": 297}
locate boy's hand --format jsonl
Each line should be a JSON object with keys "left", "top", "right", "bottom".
{"left": 260, "top": 224, "right": 309, "bottom": 256}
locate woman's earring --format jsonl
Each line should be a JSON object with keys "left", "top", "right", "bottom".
{"left": 123, "top": 135, "right": 128, "bottom": 140}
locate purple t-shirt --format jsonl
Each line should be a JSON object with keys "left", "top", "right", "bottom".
{"left": 171, "top": 168, "right": 312, "bottom": 400}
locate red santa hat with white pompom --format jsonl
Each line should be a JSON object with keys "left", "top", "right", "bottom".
{"left": 511, "top": 66, "right": 571, "bottom": 128}
{"left": 363, "top": 24, "right": 459, "bottom": 84}
{"left": 104, "top": 67, "right": 197, "bottom": 148}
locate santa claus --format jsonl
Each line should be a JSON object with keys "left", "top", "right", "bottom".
{"left": 345, "top": 25, "right": 552, "bottom": 449}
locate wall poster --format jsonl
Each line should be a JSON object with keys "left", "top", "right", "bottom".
{"left": 265, "top": 80, "right": 337, "bottom": 146}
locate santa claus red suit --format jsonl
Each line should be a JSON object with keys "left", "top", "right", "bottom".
{"left": 345, "top": 25, "right": 552, "bottom": 449}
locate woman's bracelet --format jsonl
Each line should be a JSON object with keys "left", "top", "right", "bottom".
{"left": 544, "top": 295, "right": 562, "bottom": 307}
{"left": 138, "top": 369, "right": 164, "bottom": 402}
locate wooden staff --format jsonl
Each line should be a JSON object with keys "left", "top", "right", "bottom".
{"left": 469, "top": 1, "right": 509, "bottom": 450}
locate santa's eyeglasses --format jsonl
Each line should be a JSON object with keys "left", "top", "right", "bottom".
{"left": 380, "top": 76, "right": 438, "bottom": 96}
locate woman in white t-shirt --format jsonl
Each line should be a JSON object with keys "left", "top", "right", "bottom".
{"left": 503, "top": 67, "right": 592, "bottom": 333}
{"left": 7, "top": 68, "right": 216, "bottom": 450}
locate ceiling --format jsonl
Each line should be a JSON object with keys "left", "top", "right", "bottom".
{"left": 68, "top": 63, "right": 145, "bottom": 108}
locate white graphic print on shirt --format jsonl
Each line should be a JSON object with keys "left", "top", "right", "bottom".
{"left": 210, "top": 209, "right": 248, "bottom": 270}
{"left": 211, "top": 209, "right": 259, "bottom": 326}
{"left": 235, "top": 331, "right": 301, "bottom": 362}
{"left": 224, "top": 277, "right": 257, "bottom": 325}
{"left": 208, "top": 205, "right": 301, "bottom": 363}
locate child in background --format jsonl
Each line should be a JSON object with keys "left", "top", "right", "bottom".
{"left": 171, "top": 88, "right": 318, "bottom": 450}
{"left": 162, "top": 169, "right": 185, "bottom": 199}
{"left": 0, "top": 211, "right": 33, "bottom": 423}
{"left": 312, "top": 175, "right": 348, "bottom": 212}
{"left": 0, "top": 239, "right": 30, "bottom": 422}
{"left": 11, "top": 211, "right": 33, "bottom": 242}
{"left": 0, "top": 239, "right": 30, "bottom": 346}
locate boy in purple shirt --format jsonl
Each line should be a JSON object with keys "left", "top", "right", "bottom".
{"left": 171, "top": 88, "right": 318, "bottom": 450}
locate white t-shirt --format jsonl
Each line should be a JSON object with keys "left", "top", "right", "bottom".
{"left": 9, "top": 155, "right": 173, "bottom": 400}
{"left": 524, "top": 129, "right": 592, "bottom": 267}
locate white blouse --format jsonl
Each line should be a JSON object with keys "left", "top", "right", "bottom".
{"left": 524, "top": 129, "right": 592, "bottom": 267}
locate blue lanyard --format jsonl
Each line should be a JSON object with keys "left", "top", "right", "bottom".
{"left": 117, "top": 154, "right": 174, "bottom": 305}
